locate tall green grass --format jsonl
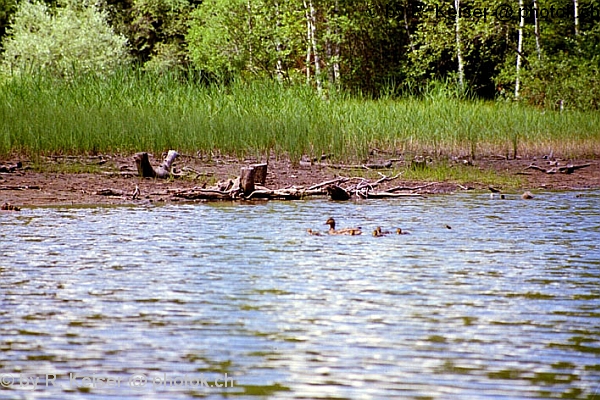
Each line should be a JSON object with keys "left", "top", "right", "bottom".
{"left": 1, "top": 69, "right": 599, "bottom": 161}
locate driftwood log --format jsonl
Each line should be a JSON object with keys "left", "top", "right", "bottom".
{"left": 525, "top": 163, "right": 591, "bottom": 174}
{"left": 0, "top": 162, "right": 22, "bottom": 173}
{"left": 363, "top": 192, "right": 425, "bottom": 199}
{"left": 96, "top": 188, "right": 124, "bottom": 196}
{"left": 134, "top": 150, "right": 179, "bottom": 179}
{"left": 118, "top": 155, "right": 428, "bottom": 202}
{"left": 172, "top": 187, "right": 324, "bottom": 201}
{"left": 0, "top": 185, "right": 40, "bottom": 190}
{"left": 321, "top": 161, "right": 393, "bottom": 170}
{"left": 156, "top": 150, "right": 180, "bottom": 178}
{"left": 173, "top": 189, "right": 234, "bottom": 200}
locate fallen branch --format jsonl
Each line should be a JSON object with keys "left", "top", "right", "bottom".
{"left": 321, "top": 161, "right": 394, "bottom": 170}
{"left": 0, "top": 185, "right": 40, "bottom": 190}
{"left": 365, "top": 192, "right": 425, "bottom": 199}
{"left": 363, "top": 161, "right": 393, "bottom": 169}
{"left": 308, "top": 177, "right": 349, "bottom": 190}
{"left": 95, "top": 188, "right": 124, "bottom": 196}
{"left": 386, "top": 182, "right": 436, "bottom": 192}
{"left": 457, "top": 184, "right": 475, "bottom": 191}
{"left": 172, "top": 189, "right": 232, "bottom": 200}
{"left": 0, "top": 162, "right": 23, "bottom": 173}
{"left": 245, "top": 188, "right": 325, "bottom": 200}
{"left": 525, "top": 163, "right": 591, "bottom": 174}
{"left": 369, "top": 172, "right": 401, "bottom": 188}
{"left": 171, "top": 187, "right": 325, "bottom": 201}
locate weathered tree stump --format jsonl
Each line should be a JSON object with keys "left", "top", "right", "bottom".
{"left": 251, "top": 163, "right": 268, "bottom": 185}
{"left": 155, "top": 150, "right": 179, "bottom": 179}
{"left": 240, "top": 167, "right": 256, "bottom": 194}
{"left": 134, "top": 150, "right": 179, "bottom": 179}
{"left": 134, "top": 152, "right": 157, "bottom": 178}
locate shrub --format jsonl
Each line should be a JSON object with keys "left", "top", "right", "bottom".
{"left": 1, "top": 0, "right": 130, "bottom": 78}
{"left": 520, "top": 57, "right": 600, "bottom": 112}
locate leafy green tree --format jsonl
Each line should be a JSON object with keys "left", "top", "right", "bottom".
{"left": 129, "top": 0, "right": 193, "bottom": 71}
{"left": 1, "top": 0, "right": 130, "bottom": 78}
{"left": 0, "top": 0, "right": 17, "bottom": 45}
{"left": 406, "top": 0, "right": 511, "bottom": 97}
{"left": 187, "top": 0, "right": 304, "bottom": 81}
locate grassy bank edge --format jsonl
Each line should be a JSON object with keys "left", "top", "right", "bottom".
{"left": 1, "top": 71, "right": 599, "bottom": 161}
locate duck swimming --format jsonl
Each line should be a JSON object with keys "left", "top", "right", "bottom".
{"left": 372, "top": 226, "right": 391, "bottom": 237}
{"left": 396, "top": 228, "right": 410, "bottom": 235}
{"left": 306, "top": 228, "right": 323, "bottom": 236}
{"left": 325, "top": 217, "right": 362, "bottom": 235}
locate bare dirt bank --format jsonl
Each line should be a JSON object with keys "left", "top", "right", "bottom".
{"left": 1, "top": 154, "right": 599, "bottom": 207}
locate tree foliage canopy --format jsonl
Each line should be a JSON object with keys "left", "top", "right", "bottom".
{"left": 0, "top": 0, "right": 598, "bottom": 109}
{"left": 1, "top": 0, "right": 129, "bottom": 78}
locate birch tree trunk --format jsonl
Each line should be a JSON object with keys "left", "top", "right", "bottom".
{"left": 275, "top": 0, "right": 284, "bottom": 80}
{"left": 454, "top": 0, "right": 464, "bottom": 89}
{"left": 404, "top": 0, "right": 415, "bottom": 52}
{"left": 303, "top": 0, "right": 312, "bottom": 85}
{"left": 247, "top": 0, "right": 254, "bottom": 72}
{"left": 515, "top": 0, "right": 525, "bottom": 98}
{"left": 533, "top": 0, "right": 541, "bottom": 59}
{"left": 326, "top": 26, "right": 333, "bottom": 84}
{"left": 573, "top": 0, "right": 579, "bottom": 35}
{"left": 309, "top": 0, "right": 323, "bottom": 95}
{"left": 332, "top": 0, "right": 340, "bottom": 85}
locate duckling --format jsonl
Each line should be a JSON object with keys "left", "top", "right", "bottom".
{"left": 374, "top": 226, "right": 393, "bottom": 236}
{"left": 372, "top": 226, "right": 390, "bottom": 237}
{"left": 522, "top": 191, "right": 534, "bottom": 200}
{"left": 396, "top": 228, "right": 410, "bottom": 235}
{"left": 306, "top": 228, "right": 323, "bottom": 236}
{"left": 325, "top": 217, "right": 362, "bottom": 235}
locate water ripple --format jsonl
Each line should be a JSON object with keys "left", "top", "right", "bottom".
{"left": 0, "top": 191, "right": 599, "bottom": 399}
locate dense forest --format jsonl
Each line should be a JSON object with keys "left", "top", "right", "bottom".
{"left": 0, "top": 0, "right": 598, "bottom": 110}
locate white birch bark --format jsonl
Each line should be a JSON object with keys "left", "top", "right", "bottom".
{"left": 309, "top": 0, "right": 322, "bottom": 94}
{"left": 533, "top": 0, "right": 541, "bottom": 59}
{"left": 515, "top": 0, "right": 525, "bottom": 98}
{"left": 247, "top": 0, "right": 254, "bottom": 72}
{"left": 404, "top": 1, "right": 415, "bottom": 53}
{"left": 573, "top": 0, "right": 579, "bottom": 35}
{"left": 332, "top": 0, "right": 340, "bottom": 85}
{"left": 303, "top": 0, "right": 312, "bottom": 84}
{"left": 455, "top": 0, "right": 464, "bottom": 89}
{"left": 275, "top": 0, "right": 284, "bottom": 80}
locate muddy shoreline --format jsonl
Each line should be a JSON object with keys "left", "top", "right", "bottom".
{"left": 1, "top": 154, "right": 599, "bottom": 207}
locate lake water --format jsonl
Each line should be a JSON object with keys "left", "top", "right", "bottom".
{"left": 1, "top": 191, "right": 599, "bottom": 399}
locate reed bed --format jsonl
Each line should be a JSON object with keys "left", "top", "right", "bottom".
{"left": 1, "top": 70, "right": 599, "bottom": 161}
